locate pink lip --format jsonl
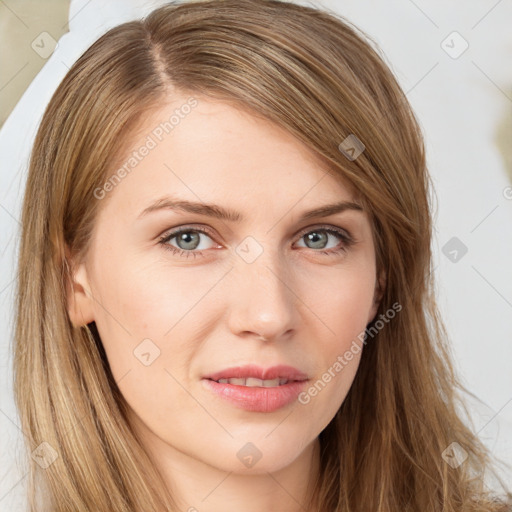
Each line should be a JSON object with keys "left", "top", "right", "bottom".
{"left": 202, "top": 364, "right": 309, "bottom": 413}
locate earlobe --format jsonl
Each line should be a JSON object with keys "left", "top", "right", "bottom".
{"left": 65, "top": 246, "right": 95, "bottom": 327}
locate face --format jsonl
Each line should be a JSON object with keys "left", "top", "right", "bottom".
{"left": 67, "top": 92, "right": 383, "bottom": 476}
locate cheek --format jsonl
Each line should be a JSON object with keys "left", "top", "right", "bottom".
{"left": 86, "top": 254, "right": 161, "bottom": 363}
{"left": 303, "top": 261, "right": 376, "bottom": 339}
{"left": 294, "top": 265, "right": 374, "bottom": 423}
{"left": 89, "top": 255, "right": 208, "bottom": 434}
{"left": 89, "top": 249, "right": 227, "bottom": 382}
{"left": 92, "top": 243, "right": 192, "bottom": 327}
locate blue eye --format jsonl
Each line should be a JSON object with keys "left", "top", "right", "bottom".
{"left": 158, "top": 224, "right": 354, "bottom": 258}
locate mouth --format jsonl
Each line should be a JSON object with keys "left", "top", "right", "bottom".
{"left": 212, "top": 377, "right": 291, "bottom": 387}
{"left": 204, "top": 364, "right": 308, "bottom": 382}
{"left": 202, "top": 364, "right": 309, "bottom": 413}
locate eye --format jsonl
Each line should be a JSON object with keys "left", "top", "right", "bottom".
{"left": 294, "top": 225, "right": 354, "bottom": 255}
{"left": 158, "top": 226, "right": 219, "bottom": 259}
{"left": 158, "top": 224, "right": 355, "bottom": 258}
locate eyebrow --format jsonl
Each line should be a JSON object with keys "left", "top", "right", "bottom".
{"left": 137, "top": 197, "right": 364, "bottom": 222}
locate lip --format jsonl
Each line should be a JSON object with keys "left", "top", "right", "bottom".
{"left": 202, "top": 364, "right": 309, "bottom": 413}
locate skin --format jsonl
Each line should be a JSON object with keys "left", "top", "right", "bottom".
{"left": 67, "top": 92, "right": 384, "bottom": 512}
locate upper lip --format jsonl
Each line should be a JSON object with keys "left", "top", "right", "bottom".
{"left": 204, "top": 364, "right": 309, "bottom": 382}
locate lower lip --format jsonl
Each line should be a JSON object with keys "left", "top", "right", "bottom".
{"left": 202, "top": 379, "right": 308, "bottom": 413}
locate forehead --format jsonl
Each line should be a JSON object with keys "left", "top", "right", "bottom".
{"left": 99, "top": 93, "right": 361, "bottom": 218}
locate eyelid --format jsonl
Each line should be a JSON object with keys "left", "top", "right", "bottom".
{"left": 294, "top": 223, "right": 354, "bottom": 243}
{"left": 158, "top": 223, "right": 218, "bottom": 241}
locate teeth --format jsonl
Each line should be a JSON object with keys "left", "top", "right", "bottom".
{"left": 246, "top": 377, "right": 263, "bottom": 387}
{"left": 216, "top": 377, "right": 289, "bottom": 387}
{"left": 262, "top": 378, "right": 280, "bottom": 387}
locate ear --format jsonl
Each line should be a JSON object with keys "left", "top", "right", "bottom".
{"left": 367, "top": 268, "right": 386, "bottom": 324}
{"left": 64, "top": 245, "right": 95, "bottom": 327}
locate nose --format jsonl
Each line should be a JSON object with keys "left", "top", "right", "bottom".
{"left": 226, "top": 247, "right": 298, "bottom": 343}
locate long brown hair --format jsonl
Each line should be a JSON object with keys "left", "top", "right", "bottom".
{"left": 13, "top": 0, "right": 512, "bottom": 510}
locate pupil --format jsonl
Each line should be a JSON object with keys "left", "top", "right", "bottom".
{"left": 179, "top": 232, "right": 199, "bottom": 250}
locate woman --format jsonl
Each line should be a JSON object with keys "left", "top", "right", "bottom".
{"left": 13, "top": 0, "right": 512, "bottom": 510}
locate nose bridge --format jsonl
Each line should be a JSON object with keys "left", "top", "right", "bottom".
{"left": 227, "top": 237, "right": 297, "bottom": 340}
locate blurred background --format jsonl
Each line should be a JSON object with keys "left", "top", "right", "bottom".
{"left": 0, "top": 0, "right": 70, "bottom": 128}
{"left": 1, "top": 0, "right": 511, "bottom": 509}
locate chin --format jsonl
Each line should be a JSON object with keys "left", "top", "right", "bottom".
{"left": 204, "top": 430, "right": 316, "bottom": 475}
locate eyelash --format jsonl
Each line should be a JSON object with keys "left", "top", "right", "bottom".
{"left": 158, "top": 224, "right": 355, "bottom": 259}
